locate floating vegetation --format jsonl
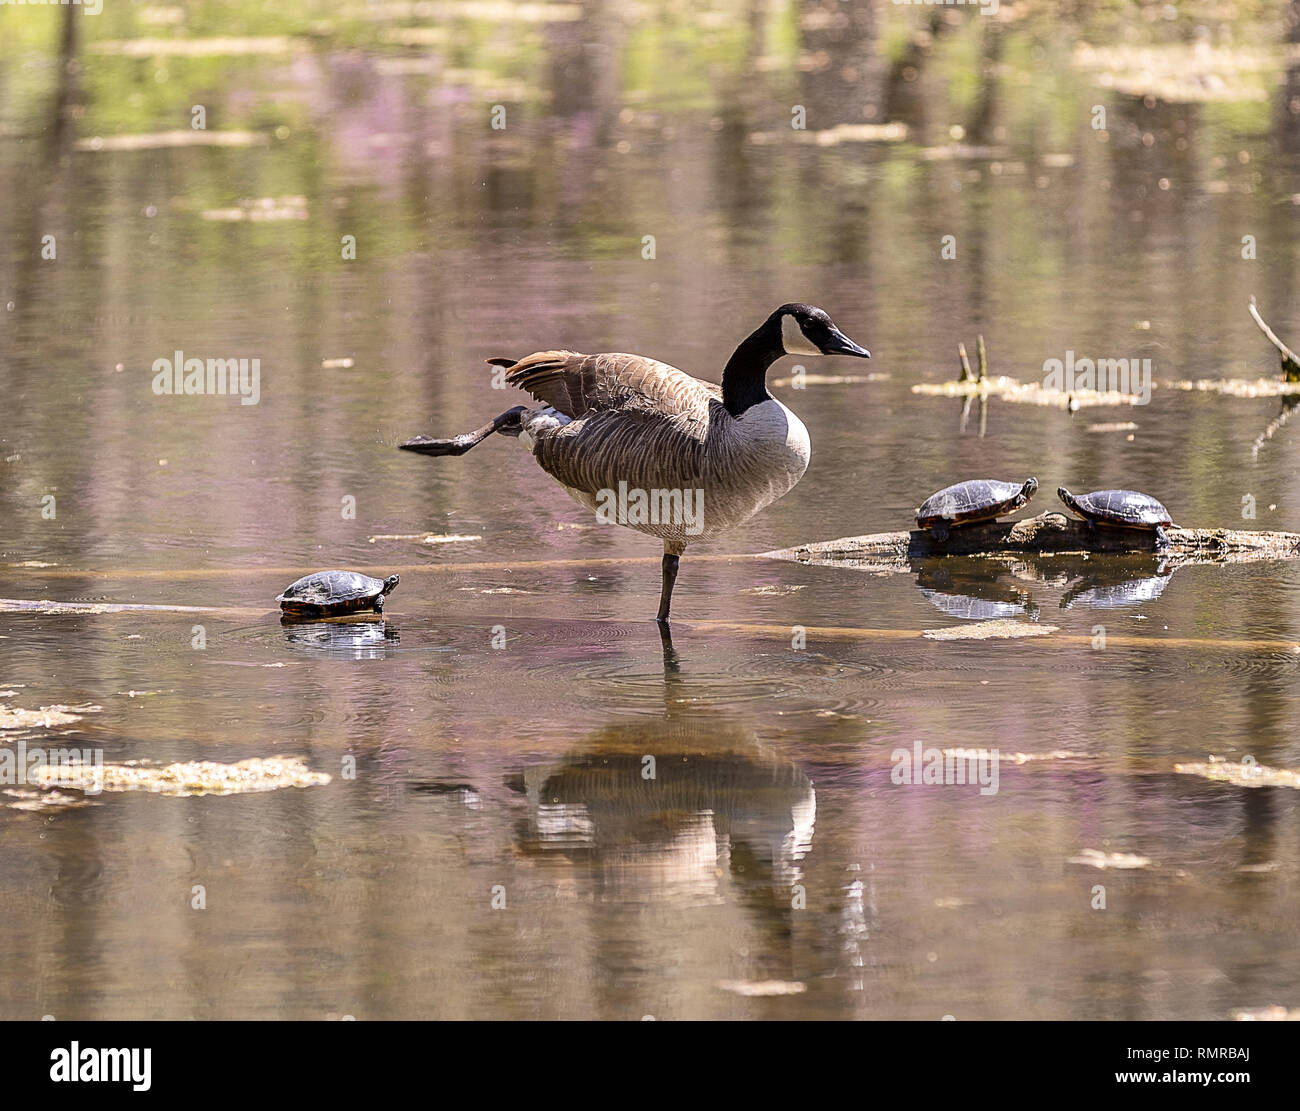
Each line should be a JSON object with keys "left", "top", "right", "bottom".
{"left": 1068, "top": 849, "right": 1154, "bottom": 870}
{"left": 368, "top": 533, "right": 482, "bottom": 544}
{"left": 1232, "top": 1006, "right": 1300, "bottom": 1021}
{"left": 138, "top": 6, "right": 186, "bottom": 25}
{"left": 912, "top": 375, "right": 1017, "bottom": 398}
{"left": 373, "top": 56, "right": 442, "bottom": 75}
{"left": 923, "top": 619, "right": 1057, "bottom": 641}
{"left": 0, "top": 704, "right": 98, "bottom": 731}
{"left": 3, "top": 788, "right": 94, "bottom": 813}
{"left": 0, "top": 598, "right": 222, "bottom": 615}
{"left": 209, "top": 660, "right": 288, "bottom": 668}
{"left": 378, "top": 28, "right": 451, "bottom": 47}
{"left": 749, "top": 122, "right": 908, "bottom": 146}
{"left": 715, "top": 979, "right": 807, "bottom": 997}
{"left": 29, "top": 756, "right": 331, "bottom": 797}
{"left": 201, "top": 196, "right": 309, "bottom": 222}
{"left": 810, "top": 123, "right": 909, "bottom": 146}
{"left": 88, "top": 36, "right": 297, "bottom": 58}
{"left": 1169, "top": 378, "right": 1300, "bottom": 398}
{"left": 915, "top": 143, "right": 1005, "bottom": 162}
{"left": 914, "top": 335, "right": 1148, "bottom": 409}
{"left": 351, "top": 1, "right": 582, "bottom": 22}
{"left": 945, "top": 748, "right": 1095, "bottom": 765}
{"left": 1073, "top": 43, "right": 1271, "bottom": 103}
{"left": 769, "top": 373, "right": 889, "bottom": 387}
{"left": 1173, "top": 756, "right": 1300, "bottom": 789}
{"left": 998, "top": 382, "right": 1148, "bottom": 409}
{"left": 920, "top": 378, "right": 1122, "bottom": 408}
{"left": 76, "top": 131, "right": 270, "bottom": 152}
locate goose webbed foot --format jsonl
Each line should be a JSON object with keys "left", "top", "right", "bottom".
{"left": 400, "top": 433, "right": 477, "bottom": 457}
{"left": 400, "top": 407, "right": 529, "bottom": 456}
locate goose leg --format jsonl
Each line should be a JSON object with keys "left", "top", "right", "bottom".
{"left": 656, "top": 541, "right": 685, "bottom": 624}
{"left": 400, "top": 406, "right": 527, "bottom": 457}
{"left": 657, "top": 619, "right": 680, "bottom": 674}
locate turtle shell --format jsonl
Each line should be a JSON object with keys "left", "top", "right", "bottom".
{"left": 1057, "top": 488, "right": 1171, "bottom": 529}
{"left": 916, "top": 477, "right": 1038, "bottom": 527}
{"left": 276, "top": 570, "right": 398, "bottom": 614}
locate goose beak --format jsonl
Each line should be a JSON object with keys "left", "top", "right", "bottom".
{"left": 821, "top": 328, "right": 871, "bottom": 359}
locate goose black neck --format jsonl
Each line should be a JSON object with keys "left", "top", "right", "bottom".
{"left": 722, "top": 319, "right": 782, "bottom": 417}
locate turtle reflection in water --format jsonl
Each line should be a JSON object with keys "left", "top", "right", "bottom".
{"left": 916, "top": 477, "right": 1038, "bottom": 542}
{"left": 1057, "top": 487, "right": 1174, "bottom": 548}
{"left": 915, "top": 564, "right": 1039, "bottom": 621}
{"left": 1060, "top": 561, "right": 1173, "bottom": 610}
{"left": 281, "top": 619, "right": 400, "bottom": 659}
{"left": 276, "top": 570, "right": 399, "bottom": 618}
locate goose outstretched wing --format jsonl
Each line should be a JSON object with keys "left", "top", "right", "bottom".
{"left": 499, "top": 351, "right": 721, "bottom": 418}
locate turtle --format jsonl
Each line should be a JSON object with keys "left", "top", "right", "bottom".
{"left": 1056, "top": 487, "right": 1174, "bottom": 547}
{"left": 276, "top": 570, "right": 399, "bottom": 617}
{"left": 915, "top": 477, "right": 1038, "bottom": 542}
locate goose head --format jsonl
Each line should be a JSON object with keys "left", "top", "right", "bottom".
{"left": 722, "top": 303, "right": 871, "bottom": 416}
{"left": 773, "top": 303, "right": 871, "bottom": 360}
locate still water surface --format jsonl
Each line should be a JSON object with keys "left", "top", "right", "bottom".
{"left": 1, "top": 4, "right": 1299, "bottom": 1019}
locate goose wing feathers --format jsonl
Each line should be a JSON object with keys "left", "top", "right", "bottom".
{"left": 500, "top": 351, "right": 721, "bottom": 418}
{"left": 498, "top": 351, "right": 726, "bottom": 494}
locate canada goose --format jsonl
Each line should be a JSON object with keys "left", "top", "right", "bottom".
{"left": 400, "top": 303, "right": 870, "bottom": 622}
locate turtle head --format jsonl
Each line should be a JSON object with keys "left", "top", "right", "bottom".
{"left": 1021, "top": 477, "right": 1039, "bottom": 498}
{"left": 382, "top": 574, "right": 400, "bottom": 594}
{"left": 773, "top": 304, "right": 871, "bottom": 359}
{"left": 1056, "top": 486, "right": 1073, "bottom": 504}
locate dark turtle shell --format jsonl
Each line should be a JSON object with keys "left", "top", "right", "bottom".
{"left": 916, "top": 477, "right": 1038, "bottom": 527}
{"left": 276, "top": 570, "right": 399, "bottom": 615}
{"left": 1057, "top": 488, "right": 1171, "bottom": 529}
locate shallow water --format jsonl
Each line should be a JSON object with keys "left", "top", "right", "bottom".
{"left": 2, "top": 4, "right": 1300, "bottom": 1020}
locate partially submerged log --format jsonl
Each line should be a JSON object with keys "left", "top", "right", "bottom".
{"left": 766, "top": 512, "right": 1300, "bottom": 569}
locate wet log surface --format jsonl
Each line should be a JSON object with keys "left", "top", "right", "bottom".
{"left": 765, "top": 512, "right": 1300, "bottom": 569}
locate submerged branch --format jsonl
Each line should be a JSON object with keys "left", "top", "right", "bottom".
{"left": 1248, "top": 298, "right": 1300, "bottom": 382}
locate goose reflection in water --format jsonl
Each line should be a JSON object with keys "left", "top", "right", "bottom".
{"left": 506, "top": 714, "right": 816, "bottom": 904}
